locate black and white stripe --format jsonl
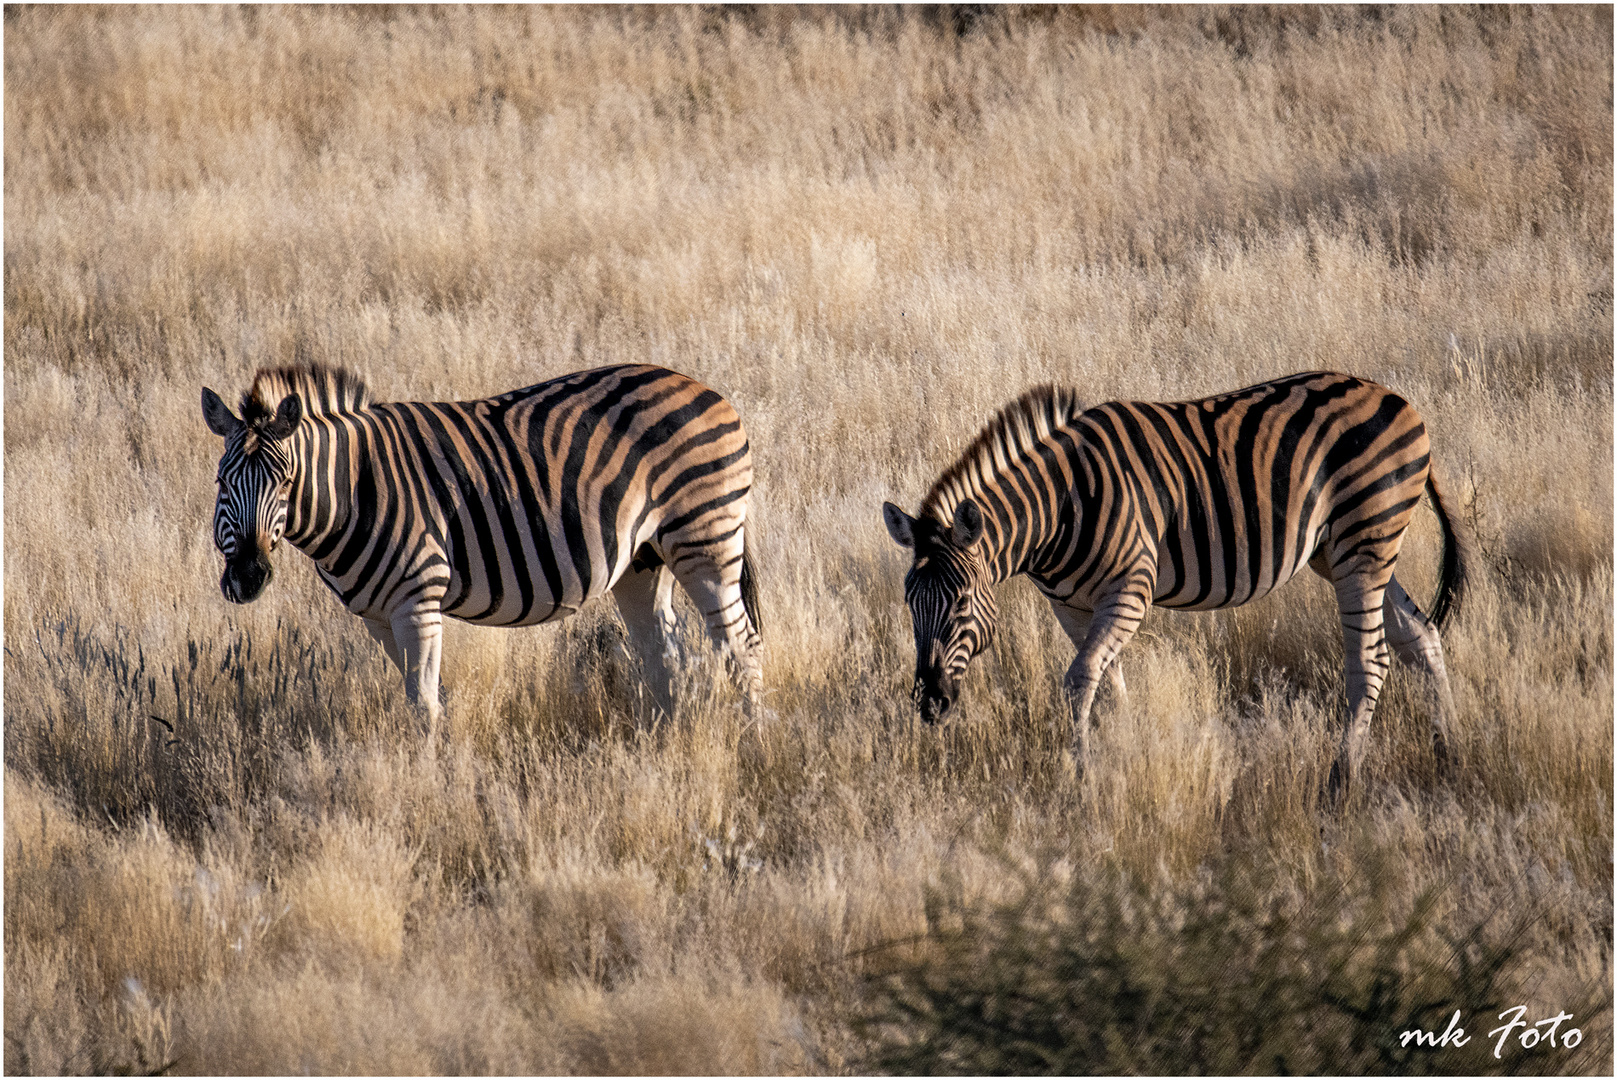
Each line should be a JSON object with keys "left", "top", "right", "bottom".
{"left": 203, "top": 363, "right": 763, "bottom": 723}
{"left": 884, "top": 371, "right": 1472, "bottom": 804}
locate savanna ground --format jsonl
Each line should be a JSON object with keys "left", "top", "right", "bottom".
{"left": 4, "top": 5, "right": 1613, "bottom": 1074}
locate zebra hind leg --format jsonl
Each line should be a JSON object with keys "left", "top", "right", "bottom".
{"left": 666, "top": 549, "right": 765, "bottom": 723}
{"left": 611, "top": 562, "right": 680, "bottom": 719}
{"left": 1325, "top": 566, "right": 1395, "bottom": 812}
{"left": 1383, "top": 573, "right": 1459, "bottom": 782}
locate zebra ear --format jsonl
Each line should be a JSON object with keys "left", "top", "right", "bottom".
{"left": 882, "top": 502, "right": 916, "bottom": 548}
{"left": 260, "top": 394, "right": 303, "bottom": 441}
{"left": 951, "top": 499, "right": 985, "bottom": 549}
{"left": 202, "top": 388, "right": 243, "bottom": 438}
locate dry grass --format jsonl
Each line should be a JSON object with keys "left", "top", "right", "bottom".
{"left": 4, "top": 5, "right": 1611, "bottom": 1074}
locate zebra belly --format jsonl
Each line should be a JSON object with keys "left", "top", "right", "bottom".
{"left": 438, "top": 537, "right": 599, "bottom": 627}
{"left": 1151, "top": 563, "right": 1308, "bottom": 611}
{"left": 1149, "top": 516, "right": 1323, "bottom": 612}
{"left": 447, "top": 600, "right": 579, "bottom": 628}
{"left": 1034, "top": 560, "right": 1309, "bottom": 616}
{"left": 437, "top": 512, "right": 650, "bottom": 628}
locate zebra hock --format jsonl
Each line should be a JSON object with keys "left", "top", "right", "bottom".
{"left": 883, "top": 371, "right": 1473, "bottom": 807}
{"left": 202, "top": 363, "right": 765, "bottom": 725}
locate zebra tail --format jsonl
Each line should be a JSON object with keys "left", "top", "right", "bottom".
{"left": 740, "top": 543, "right": 763, "bottom": 639}
{"left": 1425, "top": 463, "right": 1474, "bottom": 632}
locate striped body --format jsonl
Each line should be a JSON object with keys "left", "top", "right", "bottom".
{"left": 884, "top": 371, "right": 1470, "bottom": 805}
{"left": 204, "top": 364, "right": 764, "bottom": 723}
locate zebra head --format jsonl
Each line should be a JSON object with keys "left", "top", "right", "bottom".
{"left": 882, "top": 498, "right": 998, "bottom": 724}
{"left": 201, "top": 386, "right": 304, "bottom": 604}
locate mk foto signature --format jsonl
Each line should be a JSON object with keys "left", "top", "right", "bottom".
{"left": 1400, "top": 1006, "right": 1584, "bottom": 1057}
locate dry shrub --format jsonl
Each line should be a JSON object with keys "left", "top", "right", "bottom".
{"left": 858, "top": 847, "right": 1614, "bottom": 1075}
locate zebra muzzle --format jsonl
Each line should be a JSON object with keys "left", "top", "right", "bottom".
{"left": 221, "top": 556, "right": 273, "bottom": 604}
{"left": 915, "top": 678, "right": 956, "bottom": 724}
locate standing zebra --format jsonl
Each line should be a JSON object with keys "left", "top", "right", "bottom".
{"left": 202, "top": 363, "right": 764, "bottom": 724}
{"left": 882, "top": 371, "right": 1472, "bottom": 805}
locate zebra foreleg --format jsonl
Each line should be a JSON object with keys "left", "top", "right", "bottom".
{"left": 1059, "top": 589, "right": 1149, "bottom": 773}
{"left": 388, "top": 606, "right": 444, "bottom": 727}
{"left": 363, "top": 616, "right": 406, "bottom": 674}
{"left": 1051, "top": 603, "right": 1130, "bottom": 716}
{"left": 1383, "top": 574, "right": 1459, "bottom": 781}
{"left": 612, "top": 563, "right": 680, "bottom": 718}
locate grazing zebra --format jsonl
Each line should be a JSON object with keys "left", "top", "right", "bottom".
{"left": 202, "top": 363, "right": 764, "bottom": 724}
{"left": 882, "top": 371, "right": 1472, "bottom": 805}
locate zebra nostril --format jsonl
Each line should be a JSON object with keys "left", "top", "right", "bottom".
{"left": 221, "top": 554, "right": 272, "bottom": 604}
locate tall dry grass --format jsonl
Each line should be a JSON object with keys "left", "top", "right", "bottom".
{"left": 5, "top": 5, "right": 1611, "bottom": 1074}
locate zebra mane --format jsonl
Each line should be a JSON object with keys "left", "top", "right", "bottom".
{"left": 920, "top": 385, "right": 1086, "bottom": 522}
{"left": 242, "top": 364, "right": 372, "bottom": 425}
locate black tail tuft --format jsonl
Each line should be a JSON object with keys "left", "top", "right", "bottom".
{"left": 1425, "top": 466, "right": 1474, "bottom": 631}
{"left": 740, "top": 545, "right": 762, "bottom": 639}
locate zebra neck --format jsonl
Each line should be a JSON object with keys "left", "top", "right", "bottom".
{"left": 281, "top": 423, "right": 357, "bottom": 556}
{"left": 933, "top": 437, "right": 1100, "bottom": 584}
{"left": 930, "top": 489, "right": 1043, "bottom": 584}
